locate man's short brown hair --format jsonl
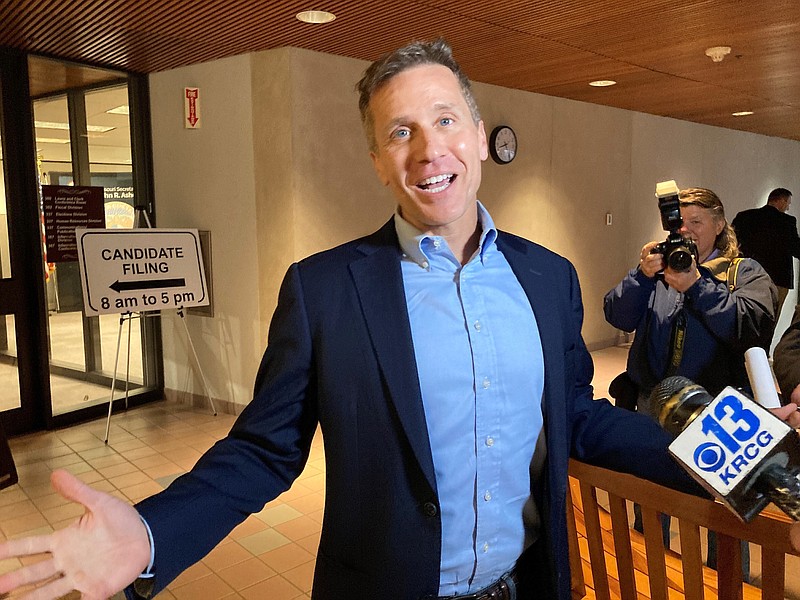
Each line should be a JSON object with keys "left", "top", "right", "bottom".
{"left": 355, "top": 38, "right": 481, "bottom": 152}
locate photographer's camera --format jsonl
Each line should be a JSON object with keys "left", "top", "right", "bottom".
{"left": 651, "top": 180, "right": 698, "bottom": 272}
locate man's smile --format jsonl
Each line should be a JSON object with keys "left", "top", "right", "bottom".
{"left": 416, "top": 173, "right": 456, "bottom": 193}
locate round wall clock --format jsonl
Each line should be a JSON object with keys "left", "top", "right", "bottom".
{"left": 489, "top": 125, "right": 517, "bottom": 164}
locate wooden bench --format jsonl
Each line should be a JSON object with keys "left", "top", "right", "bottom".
{"left": 567, "top": 458, "right": 800, "bottom": 600}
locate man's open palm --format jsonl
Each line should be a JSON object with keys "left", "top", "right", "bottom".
{"left": 0, "top": 469, "right": 150, "bottom": 599}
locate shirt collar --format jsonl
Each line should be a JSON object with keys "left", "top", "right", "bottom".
{"left": 394, "top": 201, "right": 498, "bottom": 268}
{"left": 701, "top": 248, "right": 721, "bottom": 264}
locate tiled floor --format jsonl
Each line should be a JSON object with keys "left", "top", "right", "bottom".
{"left": 0, "top": 403, "right": 322, "bottom": 599}
{"left": 0, "top": 345, "right": 798, "bottom": 599}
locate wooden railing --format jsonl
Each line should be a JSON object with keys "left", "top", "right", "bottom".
{"left": 567, "top": 459, "right": 800, "bottom": 600}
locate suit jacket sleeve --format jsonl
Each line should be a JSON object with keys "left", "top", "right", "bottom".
{"left": 556, "top": 260, "right": 704, "bottom": 493}
{"left": 133, "top": 263, "right": 318, "bottom": 594}
{"left": 788, "top": 214, "right": 800, "bottom": 260}
{"left": 774, "top": 305, "right": 800, "bottom": 400}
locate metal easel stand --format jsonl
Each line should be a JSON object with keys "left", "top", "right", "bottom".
{"left": 104, "top": 311, "right": 138, "bottom": 443}
{"left": 176, "top": 305, "right": 217, "bottom": 417}
{"left": 103, "top": 306, "right": 219, "bottom": 443}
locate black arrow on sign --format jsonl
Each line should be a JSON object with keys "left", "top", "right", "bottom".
{"left": 109, "top": 278, "right": 186, "bottom": 293}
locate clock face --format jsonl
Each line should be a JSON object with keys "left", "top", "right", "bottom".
{"left": 490, "top": 126, "right": 517, "bottom": 164}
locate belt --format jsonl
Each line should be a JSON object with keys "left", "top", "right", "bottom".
{"left": 437, "top": 568, "right": 519, "bottom": 600}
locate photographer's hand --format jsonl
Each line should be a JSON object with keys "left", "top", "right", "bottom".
{"left": 639, "top": 242, "right": 664, "bottom": 278}
{"left": 664, "top": 259, "right": 701, "bottom": 292}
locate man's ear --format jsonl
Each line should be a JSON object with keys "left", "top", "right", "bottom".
{"left": 477, "top": 120, "right": 488, "bottom": 162}
{"left": 370, "top": 152, "right": 390, "bottom": 187}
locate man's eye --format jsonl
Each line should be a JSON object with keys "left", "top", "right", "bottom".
{"left": 439, "top": 117, "right": 454, "bottom": 126}
{"left": 391, "top": 129, "right": 410, "bottom": 139}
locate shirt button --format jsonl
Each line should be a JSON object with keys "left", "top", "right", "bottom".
{"left": 484, "top": 491, "right": 492, "bottom": 501}
{"left": 422, "top": 502, "right": 438, "bottom": 517}
{"left": 482, "top": 378, "right": 490, "bottom": 389}
{"left": 485, "top": 436, "right": 494, "bottom": 447}
{"left": 482, "top": 542, "right": 489, "bottom": 553}
{"left": 433, "top": 239, "right": 441, "bottom": 249}
{"left": 421, "top": 261, "right": 429, "bottom": 269}
{"left": 474, "top": 320, "right": 481, "bottom": 331}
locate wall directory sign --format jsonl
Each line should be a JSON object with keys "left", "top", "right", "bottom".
{"left": 41, "top": 185, "right": 106, "bottom": 262}
{"left": 76, "top": 228, "right": 209, "bottom": 316}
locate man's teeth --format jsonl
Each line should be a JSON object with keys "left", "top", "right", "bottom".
{"left": 418, "top": 174, "right": 453, "bottom": 192}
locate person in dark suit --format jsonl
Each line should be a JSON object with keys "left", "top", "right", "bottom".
{"left": 771, "top": 304, "right": 800, "bottom": 556}
{"left": 773, "top": 304, "right": 800, "bottom": 404}
{"left": 733, "top": 187, "right": 800, "bottom": 319}
{"left": 0, "top": 39, "right": 703, "bottom": 600}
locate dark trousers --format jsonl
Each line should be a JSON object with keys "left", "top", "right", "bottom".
{"left": 706, "top": 531, "right": 750, "bottom": 583}
{"left": 0, "top": 419, "right": 17, "bottom": 490}
{"left": 633, "top": 503, "right": 671, "bottom": 548}
{"left": 514, "top": 537, "right": 557, "bottom": 600}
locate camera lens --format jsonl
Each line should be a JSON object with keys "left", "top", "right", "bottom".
{"left": 667, "top": 248, "right": 693, "bottom": 271}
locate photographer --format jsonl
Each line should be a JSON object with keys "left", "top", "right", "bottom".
{"left": 604, "top": 187, "right": 776, "bottom": 416}
{"left": 603, "top": 187, "right": 777, "bottom": 570}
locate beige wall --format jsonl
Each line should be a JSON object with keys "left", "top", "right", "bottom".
{"left": 150, "top": 47, "right": 800, "bottom": 409}
{"left": 150, "top": 53, "right": 262, "bottom": 409}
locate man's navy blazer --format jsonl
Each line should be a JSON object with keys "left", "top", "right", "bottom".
{"left": 733, "top": 204, "right": 800, "bottom": 289}
{"left": 135, "top": 218, "right": 694, "bottom": 599}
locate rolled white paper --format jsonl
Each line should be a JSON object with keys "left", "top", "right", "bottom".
{"left": 744, "top": 346, "right": 782, "bottom": 409}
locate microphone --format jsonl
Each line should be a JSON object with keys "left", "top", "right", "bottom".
{"left": 744, "top": 347, "right": 782, "bottom": 409}
{"left": 652, "top": 376, "right": 800, "bottom": 522}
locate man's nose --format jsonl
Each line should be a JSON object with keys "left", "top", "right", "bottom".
{"left": 413, "top": 128, "right": 445, "bottom": 161}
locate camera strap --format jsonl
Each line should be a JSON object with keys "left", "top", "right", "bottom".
{"left": 727, "top": 257, "right": 743, "bottom": 292}
{"left": 667, "top": 311, "right": 687, "bottom": 376}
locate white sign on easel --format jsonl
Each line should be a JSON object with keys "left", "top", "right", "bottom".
{"left": 76, "top": 226, "right": 217, "bottom": 443}
{"left": 76, "top": 228, "right": 209, "bottom": 316}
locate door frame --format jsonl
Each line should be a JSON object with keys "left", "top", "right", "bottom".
{"left": 0, "top": 48, "right": 51, "bottom": 435}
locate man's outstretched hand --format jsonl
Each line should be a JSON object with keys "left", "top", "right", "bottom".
{"left": 0, "top": 469, "right": 150, "bottom": 599}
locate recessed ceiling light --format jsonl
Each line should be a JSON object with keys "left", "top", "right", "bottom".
{"left": 705, "top": 46, "right": 732, "bottom": 63}
{"left": 296, "top": 10, "right": 335, "bottom": 24}
{"left": 589, "top": 80, "right": 617, "bottom": 87}
{"left": 732, "top": 111, "right": 754, "bottom": 117}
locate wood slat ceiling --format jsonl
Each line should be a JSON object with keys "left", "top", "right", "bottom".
{"left": 2, "top": 0, "right": 799, "bottom": 141}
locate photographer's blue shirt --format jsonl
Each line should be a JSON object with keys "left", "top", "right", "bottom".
{"left": 394, "top": 202, "right": 544, "bottom": 595}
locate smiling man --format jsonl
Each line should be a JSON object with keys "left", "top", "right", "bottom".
{"left": 366, "top": 60, "right": 488, "bottom": 263}
{"left": 0, "top": 39, "right": 702, "bottom": 600}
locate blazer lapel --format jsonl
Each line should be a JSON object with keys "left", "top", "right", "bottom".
{"left": 350, "top": 220, "right": 437, "bottom": 494}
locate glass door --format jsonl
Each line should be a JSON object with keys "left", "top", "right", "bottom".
{"left": 32, "top": 61, "right": 163, "bottom": 425}
{"left": 1, "top": 50, "right": 162, "bottom": 435}
{"left": 34, "top": 83, "right": 150, "bottom": 416}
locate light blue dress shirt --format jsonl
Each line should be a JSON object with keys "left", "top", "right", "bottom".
{"left": 395, "top": 202, "right": 544, "bottom": 596}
